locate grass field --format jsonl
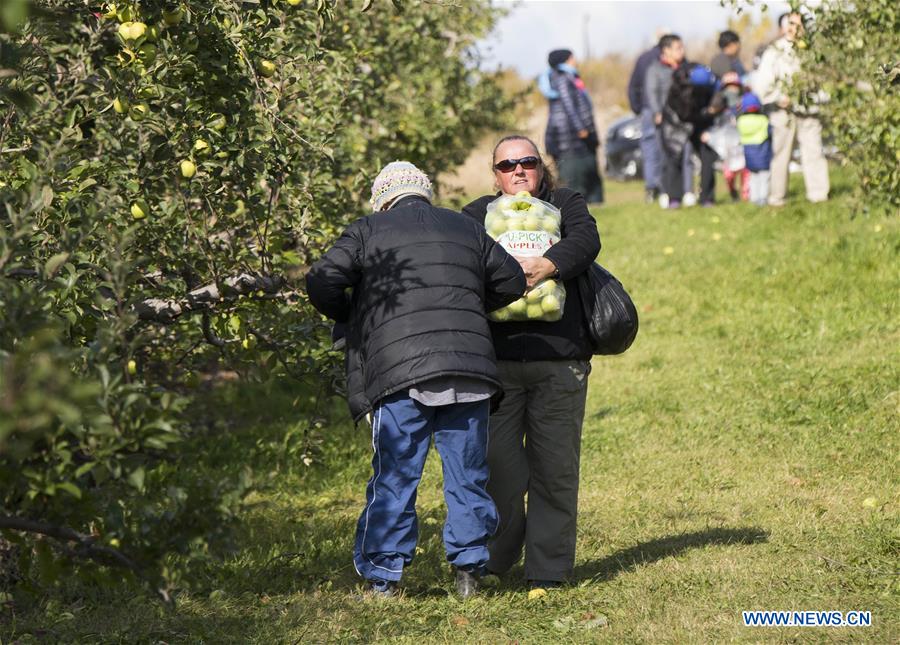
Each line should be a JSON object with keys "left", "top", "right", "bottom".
{"left": 4, "top": 173, "right": 898, "bottom": 643}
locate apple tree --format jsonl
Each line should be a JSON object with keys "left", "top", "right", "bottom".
{"left": 0, "top": 0, "right": 512, "bottom": 599}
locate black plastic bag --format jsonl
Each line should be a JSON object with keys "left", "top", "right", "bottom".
{"left": 577, "top": 264, "right": 639, "bottom": 355}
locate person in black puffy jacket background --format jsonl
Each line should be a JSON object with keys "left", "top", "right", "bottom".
{"left": 306, "top": 161, "right": 525, "bottom": 598}
{"left": 462, "top": 135, "right": 601, "bottom": 591}
{"left": 540, "top": 49, "right": 604, "bottom": 204}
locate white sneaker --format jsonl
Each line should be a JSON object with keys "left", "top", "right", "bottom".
{"left": 682, "top": 192, "right": 698, "bottom": 207}
{"left": 658, "top": 193, "right": 670, "bottom": 209}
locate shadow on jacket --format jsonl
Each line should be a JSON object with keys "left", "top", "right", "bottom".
{"left": 306, "top": 195, "right": 526, "bottom": 422}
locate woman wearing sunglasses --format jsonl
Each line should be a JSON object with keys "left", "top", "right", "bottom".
{"left": 461, "top": 135, "right": 600, "bottom": 591}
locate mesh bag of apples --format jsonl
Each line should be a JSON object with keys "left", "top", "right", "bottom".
{"left": 484, "top": 192, "right": 566, "bottom": 322}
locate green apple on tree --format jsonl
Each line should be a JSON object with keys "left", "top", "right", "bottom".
{"left": 138, "top": 43, "right": 156, "bottom": 64}
{"left": 127, "top": 359, "right": 137, "bottom": 375}
{"left": 193, "top": 138, "right": 210, "bottom": 154}
{"left": 130, "top": 201, "right": 148, "bottom": 220}
{"left": 257, "top": 59, "right": 277, "bottom": 78}
{"left": 128, "top": 102, "right": 149, "bottom": 121}
{"left": 206, "top": 113, "right": 227, "bottom": 131}
{"left": 180, "top": 160, "right": 196, "bottom": 178}
{"left": 112, "top": 97, "right": 128, "bottom": 114}
{"left": 118, "top": 21, "right": 147, "bottom": 41}
{"left": 162, "top": 6, "right": 184, "bottom": 26}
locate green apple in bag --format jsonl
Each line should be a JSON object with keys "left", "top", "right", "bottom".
{"left": 526, "top": 303, "right": 544, "bottom": 318}
{"left": 492, "top": 307, "right": 511, "bottom": 321}
{"left": 541, "top": 294, "right": 561, "bottom": 313}
{"left": 522, "top": 214, "right": 541, "bottom": 231}
{"left": 508, "top": 299, "right": 527, "bottom": 316}
{"left": 485, "top": 192, "right": 566, "bottom": 323}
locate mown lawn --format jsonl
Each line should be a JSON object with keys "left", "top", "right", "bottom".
{"left": 4, "top": 173, "right": 898, "bottom": 643}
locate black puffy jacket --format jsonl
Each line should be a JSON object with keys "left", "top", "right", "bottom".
{"left": 462, "top": 186, "right": 601, "bottom": 362}
{"left": 306, "top": 195, "right": 526, "bottom": 422}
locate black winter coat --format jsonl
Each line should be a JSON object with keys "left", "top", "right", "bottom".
{"left": 661, "top": 62, "right": 717, "bottom": 157}
{"left": 544, "top": 68, "right": 599, "bottom": 158}
{"left": 306, "top": 195, "right": 526, "bottom": 422}
{"left": 462, "top": 186, "right": 601, "bottom": 362}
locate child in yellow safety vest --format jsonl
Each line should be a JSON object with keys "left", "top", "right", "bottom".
{"left": 737, "top": 92, "right": 773, "bottom": 206}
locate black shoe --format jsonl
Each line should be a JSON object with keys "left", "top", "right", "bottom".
{"left": 368, "top": 579, "right": 399, "bottom": 597}
{"left": 645, "top": 188, "right": 659, "bottom": 204}
{"left": 454, "top": 567, "right": 480, "bottom": 599}
{"left": 528, "top": 579, "right": 563, "bottom": 590}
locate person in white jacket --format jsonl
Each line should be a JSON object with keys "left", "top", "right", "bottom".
{"left": 753, "top": 12, "right": 829, "bottom": 206}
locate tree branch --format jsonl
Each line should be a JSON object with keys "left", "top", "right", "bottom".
{"left": 0, "top": 514, "right": 172, "bottom": 604}
{"left": 134, "top": 272, "right": 285, "bottom": 322}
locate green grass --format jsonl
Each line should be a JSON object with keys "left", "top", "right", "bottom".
{"left": 4, "top": 174, "right": 899, "bottom": 643}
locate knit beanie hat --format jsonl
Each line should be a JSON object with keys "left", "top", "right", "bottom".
{"left": 369, "top": 161, "right": 433, "bottom": 211}
{"left": 548, "top": 49, "right": 573, "bottom": 68}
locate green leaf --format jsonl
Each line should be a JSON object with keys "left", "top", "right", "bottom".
{"left": 57, "top": 482, "right": 82, "bottom": 499}
{"left": 44, "top": 252, "right": 70, "bottom": 278}
{"left": 127, "top": 467, "right": 146, "bottom": 491}
{"left": 40, "top": 185, "right": 54, "bottom": 208}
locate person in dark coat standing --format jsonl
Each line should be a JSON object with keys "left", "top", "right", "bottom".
{"left": 628, "top": 42, "right": 663, "bottom": 202}
{"left": 541, "top": 49, "right": 604, "bottom": 204}
{"left": 659, "top": 63, "right": 721, "bottom": 206}
{"left": 462, "top": 135, "right": 600, "bottom": 592}
{"left": 306, "top": 161, "right": 526, "bottom": 598}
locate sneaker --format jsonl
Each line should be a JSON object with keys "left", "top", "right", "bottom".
{"left": 368, "top": 579, "right": 399, "bottom": 598}
{"left": 682, "top": 192, "right": 698, "bottom": 207}
{"left": 454, "top": 567, "right": 480, "bottom": 599}
{"left": 700, "top": 200, "right": 715, "bottom": 208}
{"left": 658, "top": 193, "right": 670, "bottom": 209}
{"left": 667, "top": 200, "right": 681, "bottom": 210}
{"left": 645, "top": 187, "right": 659, "bottom": 204}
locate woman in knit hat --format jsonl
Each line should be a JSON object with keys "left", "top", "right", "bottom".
{"left": 307, "top": 161, "right": 526, "bottom": 598}
{"left": 539, "top": 49, "right": 604, "bottom": 204}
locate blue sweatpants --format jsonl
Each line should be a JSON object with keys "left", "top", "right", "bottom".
{"left": 353, "top": 392, "right": 498, "bottom": 583}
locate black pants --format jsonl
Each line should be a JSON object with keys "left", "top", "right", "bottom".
{"left": 486, "top": 360, "right": 590, "bottom": 582}
{"left": 662, "top": 134, "right": 717, "bottom": 204}
{"left": 555, "top": 150, "right": 604, "bottom": 203}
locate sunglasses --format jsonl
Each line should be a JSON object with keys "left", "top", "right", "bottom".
{"left": 493, "top": 156, "right": 541, "bottom": 173}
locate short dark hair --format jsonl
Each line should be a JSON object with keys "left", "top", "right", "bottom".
{"left": 658, "top": 34, "right": 682, "bottom": 51}
{"left": 718, "top": 30, "right": 740, "bottom": 49}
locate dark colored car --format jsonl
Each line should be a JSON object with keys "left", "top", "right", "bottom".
{"left": 605, "top": 115, "right": 643, "bottom": 180}
{"left": 603, "top": 113, "right": 838, "bottom": 182}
